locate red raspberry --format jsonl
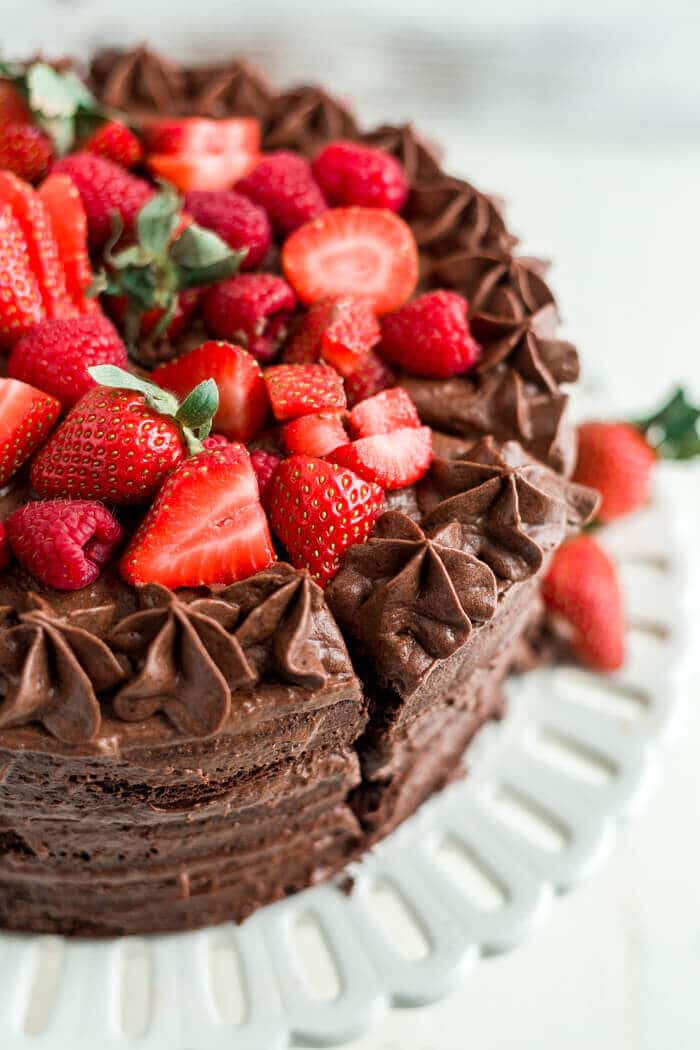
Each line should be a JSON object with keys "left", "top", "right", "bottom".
{"left": 236, "top": 151, "right": 327, "bottom": 234}
{"left": 344, "top": 349, "right": 396, "bottom": 407}
{"left": 249, "top": 448, "right": 281, "bottom": 503}
{"left": 52, "top": 152, "right": 154, "bottom": 249}
{"left": 8, "top": 314, "right": 128, "bottom": 407}
{"left": 313, "top": 141, "right": 408, "bottom": 212}
{"left": 203, "top": 273, "right": 296, "bottom": 363}
{"left": 6, "top": 499, "right": 123, "bottom": 591}
{"left": 0, "top": 123, "right": 53, "bottom": 183}
{"left": 184, "top": 190, "right": 272, "bottom": 270}
{"left": 380, "top": 290, "right": 481, "bottom": 378}
{"left": 84, "top": 120, "right": 143, "bottom": 169}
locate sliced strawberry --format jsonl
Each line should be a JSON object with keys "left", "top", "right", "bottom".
{"left": 143, "top": 117, "right": 260, "bottom": 156}
{"left": 284, "top": 297, "right": 380, "bottom": 377}
{"left": 147, "top": 151, "right": 259, "bottom": 193}
{"left": 267, "top": 454, "right": 384, "bottom": 585}
{"left": 0, "top": 203, "right": 45, "bottom": 346}
{"left": 0, "top": 377, "right": 60, "bottom": 485}
{"left": 348, "top": 387, "right": 420, "bottom": 438}
{"left": 282, "top": 206, "right": 418, "bottom": 315}
{"left": 121, "top": 443, "right": 275, "bottom": 588}
{"left": 264, "top": 363, "right": 347, "bottom": 422}
{"left": 38, "top": 173, "right": 98, "bottom": 314}
{"left": 328, "top": 426, "right": 433, "bottom": 490}
{"left": 282, "top": 412, "right": 348, "bottom": 457}
{"left": 155, "top": 341, "right": 268, "bottom": 444}
{"left": 344, "top": 349, "right": 396, "bottom": 407}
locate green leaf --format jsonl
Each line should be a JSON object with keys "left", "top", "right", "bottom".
{"left": 170, "top": 224, "right": 246, "bottom": 289}
{"left": 136, "top": 186, "right": 182, "bottom": 259}
{"left": 635, "top": 387, "right": 700, "bottom": 461}
{"left": 176, "top": 379, "right": 219, "bottom": 432}
{"left": 88, "top": 365, "right": 179, "bottom": 416}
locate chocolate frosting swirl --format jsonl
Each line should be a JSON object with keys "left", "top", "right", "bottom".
{"left": 0, "top": 595, "right": 126, "bottom": 744}
{"left": 262, "top": 86, "right": 359, "bottom": 156}
{"left": 89, "top": 46, "right": 188, "bottom": 116}
{"left": 327, "top": 511, "right": 497, "bottom": 696}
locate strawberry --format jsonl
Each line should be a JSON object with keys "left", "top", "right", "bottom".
{"left": 30, "top": 366, "right": 219, "bottom": 506}
{"left": 264, "top": 363, "right": 347, "bottom": 422}
{"left": 236, "top": 151, "right": 327, "bottom": 234}
{"left": 184, "top": 189, "right": 272, "bottom": 270}
{"left": 282, "top": 412, "right": 348, "bottom": 457}
{"left": 203, "top": 273, "right": 296, "bottom": 362}
{"left": 0, "top": 170, "right": 75, "bottom": 321}
{"left": 0, "top": 377, "right": 60, "bottom": 485}
{"left": 284, "top": 298, "right": 380, "bottom": 376}
{"left": 120, "top": 442, "right": 275, "bottom": 588}
{"left": 249, "top": 448, "right": 281, "bottom": 504}
{"left": 0, "top": 123, "right": 53, "bottom": 183}
{"left": 145, "top": 117, "right": 260, "bottom": 192}
{"left": 106, "top": 287, "right": 203, "bottom": 344}
{"left": 282, "top": 206, "right": 418, "bottom": 315}
{"left": 328, "top": 426, "right": 433, "bottom": 490}
{"left": 155, "top": 340, "right": 268, "bottom": 444}
{"left": 148, "top": 153, "right": 260, "bottom": 193}
{"left": 0, "top": 521, "right": 9, "bottom": 571}
{"left": 343, "top": 349, "right": 395, "bottom": 407}
{"left": 52, "top": 152, "right": 154, "bottom": 248}
{"left": 380, "top": 290, "right": 481, "bottom": 378}
{"left": 6, "top": 499, "right": 123, "bottom": 591}
{"left": 8, "top": 314, "right": 128, "bottom": 407}
{"left": 0, "top": 82, "right": 31, "bottom": 126}
{"left": 573, "top": 423, "right": 656, "bottom": 523}
{"left": 38, "top": 173, "right": 97, "bottom": 315}
{"left": 84, "top": 120, "right": 143, "bottom": 168}
{"left": 543, "top": 535, "right": 625, "bottom": 672}
{"left": 0, "top": 204, "right": 45, "bottom": 346}
{"left": 348, "top": 387, "right": 420, "bottom": 438}
{"left": 312, "top": 141, "right": 408, "bottom": 212}
{"left": 267, "top": 455, "right": 384, "bottom": 585}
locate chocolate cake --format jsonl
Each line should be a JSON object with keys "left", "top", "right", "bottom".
{"left": 0, "top": 48, "right": 598, "bottom": 936}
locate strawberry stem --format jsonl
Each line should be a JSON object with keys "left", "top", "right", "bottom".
{"left": 634, "top": 387, "right": 700, "bottom": 461}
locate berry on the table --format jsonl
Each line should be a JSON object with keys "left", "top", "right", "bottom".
{"left": 380, "top": 290, "right": 481, "bottom": 378}
{"left": 348, "top": 386, "right": 420, "bottom": 438}
{"left": 203, "top": 273, "right": 296, "bottom": 363}
{"left": 184, "top": 189, "right": 272, "bottom": 270}
{"left": 264, "top": 363, "right": 347, "bottom": 422}
{"left": 313, "top": 140, "right": 408, "bottom": 212}
{"left": 328, "top": 425, "right": 433, "bottom": 490}
{"left": 236, "top": 150, "right": 327, "bottom": 234}
{"left": 573, "top": 422, "right": 657, "bottom": 523}
{"left": 0, "top": 377, "right": 60, "bottom": 485}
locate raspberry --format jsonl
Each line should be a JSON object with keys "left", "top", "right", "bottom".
{"left": 344, "top": 350, "right": 396, "bottom": 407}
{"left": 203, "top": 273, "right": 296, "bottom": 363}
{"left": 236, "top": 151, "right": 327, "bottom": 234}
{"left": 380, "top": 290, "right": 481, "bottom": 378}
{"left": 0, "top": 521, "right": 9, "bottom": 571}
{"left": 184, "top": 190, "right": 272, "bottom": 270}
{"left": 249, "top": 448, "right": 281, "bottom": 503}
{"left": 52, "top": 152, "right": 154, "bottom": 248}
{"left": 313, "top": 141, "right": 408, "bottom": 212}
{"left": 8, "top": 314, "right": 128, "bottom": 407}
{"left": 6, "top": 499, "right": 123, "bottom": 591}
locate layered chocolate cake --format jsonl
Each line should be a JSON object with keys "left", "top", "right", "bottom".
{"left": 0, "top": 48, "right": 598, "bottom": 936}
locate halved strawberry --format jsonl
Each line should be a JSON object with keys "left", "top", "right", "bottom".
{"left": 0, "top": 377, "right": 60, "bottom": 485}
{"left": 147, "top": 152, "right": 259, "bottom": 193}
{"left": 267, "top": 454, "right": 384, "bottom": 585}
{"left": 328, "top": 426, "right": 433, "bottom": 490}
{"left": 0, "top": 204, "right": 45, "bottom": 346}
{"left": 282, "top": 412, "right": 348, "bottom": 457}
{"left": 264, "top": 363, "right": 347, "bottom": 422}
{"left": 282, "top": 206, "right": 418, "bottom": 315}
{"left": 38, "top": 173, "right": 98, "bottom": 314}
{"left": 284, "top": 297, "right": 380, "bottom": 377}
{"left": 155, "top": 340, "right": 268, "bottom": 444}
{"left": 121, "top": 442, "right": 275, "bottom": 588}
{"left": 143, "top": 117, "right": 260, "bottom": 156}
{"left": 343, "top": 349, "right": 396, "bottom": 407}
{"left": 348, "top": 386, "right": 420, "bottom": 438}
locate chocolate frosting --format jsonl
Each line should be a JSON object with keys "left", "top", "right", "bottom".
{"left": 326, "top": 510, "right": 497, "bottom": 695}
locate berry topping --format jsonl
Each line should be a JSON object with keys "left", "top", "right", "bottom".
{"left": 380, "top": 290, "right": 481, "bottom": 378}
{"left": 282, "top": 412, "right": 348, "bottom": 457}
{"left": 155, "top": 340, "right": 268, "bottom": 444}
{"left": 120, "top": 443, "right": 275, "bottom": 589}
{"left": 144, "top": 117, "right": 261, "bottom": 192}
{"left": 30, "top": 366, "right": 220, "bottom": 505}
{"left": 0, "top": 521, "right": 9, "bottom": 571}
{"left": 6, "top": 499, "right": 123, "bottom": 591}
{"left": 282, "top": 206, "right": 418, "bottom": 315}
{"left": 184, "top": 189, "right": 272, "bottom": 270}
{"left": 543, "top": 535, "right": 625, "bottom": 672}
{"left": 8, "top": 314, "right": 128, "bottom": 407}
{"left": 348, "top": 386, "right": 420, "bottom": 438}
{"left": 203, "top": 273, "right": 296, "bottom": 362}
{"left": 573, "top": 422, "right": 657, "bottom": 524}
{"left": 249, "top": 448, "right": 281, "bottom": 504}
{"left": 284, "top": 297, "right": 380, "bottom": 376}
{"left": 267, "top": 455, "right": 384, "bottom": 585}
{"left": 236, "top": 151, "right": 327, "bottom": 234}
{"left": 0, "top": 123, "right": 53, "bottom": 183}
{"left": 52, "top": 152, "right": 155, "bottom": 249}
{"left": 84, "top": 120, "right": 143, "bottom": 168}
{"left": 343, "top": 349, "right": 396, "bottom": 407}
{"left": 0, "top": 81, "right": 31, "bottom": 126}
{"left": 328, "top": 425, "right": 433, "bottom": 490}
{"left": 38, "top": 173, "right": 97, "bottom": 315}
{"left": 0, "top": 377, "right": 60, "bottom": 486}
{"left": 264, "top": 363, "right": 347, "bottom": 422}
{"left": 313, "top": 141, "right": 408, "bottom": 212}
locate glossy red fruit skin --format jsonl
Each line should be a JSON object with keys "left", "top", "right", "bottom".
{"left": 203, "top": 273, "right": 296, "bottom": 363}
{"left": 30, "top": 387, "right": 187, "bottom": 506}
{"left": 381, "top": 290, "right": 481, "bottom": 378}
{"left": 348, "top": 386, "right": 420, "bottom": 438}
{"left": 573, "top": 421, "right": 657, "bottom": 523}
{"left": 9, "top": 314, "right": 128, "bottom": 407}
{"left": 184, "top": 190, "right": 272, "bottom": 270}
{"left": 283, "top": 297, "right": 381, "bottom": 377}
{"left": 6, "top": 499, "right": 123, "bottom": 591}
{"left": 52, "top": 152, "right": 154, "bottom": 249}
{"left": 313, "top": 141, "right": 408, "bottom": 212}
{"left": 282, "top": 412, "right": 348, "bottom": 458}
{"left": 264, "top": 363, "right": 347, "bottom": 422}
{"left": 236, "top": 151, "right": 327, "bottom": 234}
{"left": 0, "top": 123, "right": 53, "bottom": 183}
{"left": 328, "top": 425, "right": 433, "bottom": 490}
{"left": 0, "top": 378, "right": 61, "bottom": 486}
{"left": 39, "top": 173, "right": 98, "bottom": 315}
{"left": 344, "top": 350, "right": 396, "bottom": 408}
{"left": 249, "top": 448, "right": 281, "bottom": 504}
{"left": 84, "top": 120, "right": 143, "bottom": 168}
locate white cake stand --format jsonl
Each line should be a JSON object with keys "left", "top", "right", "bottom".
{"left": 0, "top": 483, "right": 690, "bottom": 1050}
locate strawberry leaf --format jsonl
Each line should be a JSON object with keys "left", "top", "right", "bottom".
{"left": 635, "top": 387, "right": 700, "bottom": 461}
{"left": 170, "top": 225, "right": 247, "bottom": 289}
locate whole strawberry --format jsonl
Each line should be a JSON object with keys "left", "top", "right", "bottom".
{"left": 30, "top": 365, "right": 219, "bottom": 505}
{"left": 52, "top": 152, "right": 154, "bottom": 248}
{"left": 0, "top": 123, "right": 53, "bottom": 183}
{"left": 83, "top": 120, "right": 143, "bottom": 169}
{"left": 380, "top": 290, "right": 481, "bottom": 378}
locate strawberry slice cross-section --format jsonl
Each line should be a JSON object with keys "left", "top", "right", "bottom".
{"left": 264, "top": 363, "right": 347, "bottom": 422}
{"left": 328, "top": 425, "right": 433, "bottom": 491}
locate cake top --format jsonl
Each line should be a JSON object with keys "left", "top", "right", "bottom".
{"left": 0, "top": 50, "right": 594, "bottom": 747}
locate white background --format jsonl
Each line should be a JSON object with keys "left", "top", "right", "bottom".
{"left": 2, "top": 3, "right": 700, "bottom": 1047}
